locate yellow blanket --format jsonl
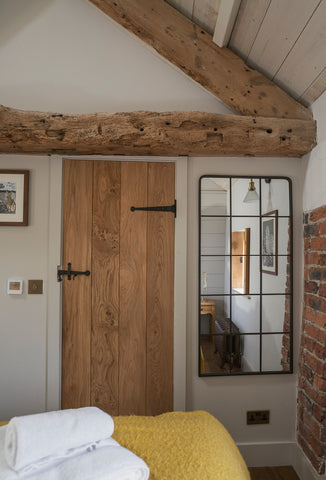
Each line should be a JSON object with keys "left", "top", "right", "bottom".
{"left": 1, "top": 411, "right": 249, "bottom": 479}
{"left": 113, "top": 411, "right": 249, "bottom": 480}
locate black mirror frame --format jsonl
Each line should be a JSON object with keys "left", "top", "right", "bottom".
{"left": 198, "top": 175, "right": 293, "bottom": 377}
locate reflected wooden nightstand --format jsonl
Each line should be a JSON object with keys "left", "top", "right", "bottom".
{"left": 200, "top": 300, "right": 216, "bottom": 343}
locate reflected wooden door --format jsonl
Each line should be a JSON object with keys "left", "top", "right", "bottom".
{"left": 61, "top": 160, "right": 175, "bottom": 416}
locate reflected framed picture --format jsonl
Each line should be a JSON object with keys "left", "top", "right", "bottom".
{"left": 262, "top": 210, "right": 278, "bottom": 275}
{"left": 0, "top": 170, "right": 29, "bottom": 226}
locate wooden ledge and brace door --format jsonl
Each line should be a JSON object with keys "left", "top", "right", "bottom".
{"left": 61, "top": 160, "right": 175, "bottom": 416}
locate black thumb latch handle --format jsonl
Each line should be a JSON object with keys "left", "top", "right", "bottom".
{"left": 57, "top": 262, "right": 90, "bottom": 282}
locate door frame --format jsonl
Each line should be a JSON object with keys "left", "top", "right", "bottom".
{"left": 46, "top": 155, "right": 188, "bottom": 412}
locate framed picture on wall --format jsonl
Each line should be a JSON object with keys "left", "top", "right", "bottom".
{"left": 0, "top": 170, "right": 29, "bottom": 226}
{"left": 262, "top": 209, "right": 278, "bottom": 275}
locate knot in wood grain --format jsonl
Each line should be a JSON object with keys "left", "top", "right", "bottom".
{"left": 106, "top": 310, "right": 116, "bottom": 327}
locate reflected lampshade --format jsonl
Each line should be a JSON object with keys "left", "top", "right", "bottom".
{"left": 243, "top": 179, "right": 259, "bottom": 203}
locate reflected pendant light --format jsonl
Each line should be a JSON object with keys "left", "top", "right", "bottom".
{"left": 243, "top": 178, "right": 259, "bottom": 203}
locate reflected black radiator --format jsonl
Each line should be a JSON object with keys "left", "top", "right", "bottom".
{"left": 214, "top": 318, "right": 241, "bottom": 368}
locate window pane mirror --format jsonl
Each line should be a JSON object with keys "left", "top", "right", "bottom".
{"left": 199, "top": 176, "right": 293, "bottom": 376}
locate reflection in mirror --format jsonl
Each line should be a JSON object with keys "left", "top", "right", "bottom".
{"left": 231, "top": 228, "right": 250, "bottom": 295}
{"left": 199, "top": 176, "right": 293, "bottom": 376}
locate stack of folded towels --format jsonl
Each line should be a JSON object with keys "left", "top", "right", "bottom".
{"left": 0, "top": 407, "right": 149, "bottom": 480}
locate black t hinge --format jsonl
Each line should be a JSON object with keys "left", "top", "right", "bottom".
{"left": 130, "top": 199, "right": 176, "bottom": 218}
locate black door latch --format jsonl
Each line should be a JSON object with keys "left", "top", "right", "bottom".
{"left": 57, "top": 262, "right": 90, "bottom": 282}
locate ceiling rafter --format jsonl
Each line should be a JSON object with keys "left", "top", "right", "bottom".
{"left": 88, "top": 0, "right": 312, "bottom": 120}
{"left": 0, "top": 105, "right": 316, "bottom": 157}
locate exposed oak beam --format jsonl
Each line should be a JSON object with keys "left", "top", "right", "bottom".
{"left": 88, "top": 0, "right": 312, "bottom": 121}
{"left": 0, "top": 105, "right": 316, "bottom": 157}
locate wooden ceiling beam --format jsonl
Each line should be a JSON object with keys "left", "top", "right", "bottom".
{"left": 0, "top": 105, "right": 316, "bottom": 157}
{"left": 88, "top": 0, "right": 312, "bottom": 121}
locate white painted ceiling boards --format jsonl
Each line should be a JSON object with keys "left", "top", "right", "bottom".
{"left": 169, "top": 0, "right": 326, "bottom": 106}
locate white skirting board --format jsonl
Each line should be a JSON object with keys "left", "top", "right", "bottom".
{"left": 237, "top": 442, "right": 325, "bottom": 479}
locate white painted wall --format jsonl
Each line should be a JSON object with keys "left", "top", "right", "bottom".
{"left": 0, "top": 0, "right": 230, "bottom": 420}
{"left": 187, "top": 156, "right": 304, "bottom": 445}
{"left": 0, "top": 0, "right": 306, "bottom": 457}
{"left": 302, "top": 90, "right": 326, "bottom": 212}
{"left": 0, "top": 155, "right": 50, "bottom": 419}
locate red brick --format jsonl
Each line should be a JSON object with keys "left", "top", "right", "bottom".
{"left": 301, "top": 335, "right": 315, "bottom": 352}
{"left": 318, "top": 297, "right": 326, "bottom": 314}
{"left": 320, "top": 425, "right": 326, "bottom": 443}
{"left": 319, "top": 284, "right": 326, "bottom": 298}
{"left": 302, "top": 363, "right": 315, "bottom": 385}
{"left": 302, "top": 377, "right": 326, "bottom": 407}
{"left": 284, "top": 297, "right": 290, "bottom": 312}
{"left": 283, "top": 312, "right": 290, "bottom": 331}
{"left": 302, "top": 409, "right": 322, "bottom": 439}
{"left": 304, "top": 350, "right": 326, "bottom": 377}
{"left": 313, "top": 341, "right": 326, "bottom": 360}
{"left": 309, "top": 268, "right": 324, "bottom": 281}
{"left": 305, "top": 252, "right": 320, "bottom": 265}
{"left": 282, "top": 335, "right": 290, "bottom": 349}
{"left": 303, "top": 306, "right": 316, "bottom": 322}
{"left": 319, "top": 254, "right": 326, "bottom": 266}
{"left": 320, "top": 221, "right": 326, "bottom": 235}
{"left": 297, "top": 404, "right": 304, "bottom": 422}
{"left": 314, "top": 376, "right": 326, "bottom": 394}
{"left": 298, "top": 419, "right": 324, "bottom": 458}
{"left": 301, "top": 335, "right": 324, "bottom": 360}
{"left": 305, "top": 237, "right": 311, "bottom": 251}
{"left": 312, "top": 404, "right": 326, "bottom": 425}
{"left": 315, "top": 312, "right": 326, "bottom": 328}
{"left": 304, "top": 323, "right": 326, "bottom": 345}
{"left": 305, "top": 281, "right": 319, "bottom": 294}
{"left": 304, "top": 293, "right": 320, "bottom": 311}
{"left": 304, "top": 293, "right": 326, "bottom": 313}
{"left": 311, "top": 237, "right": 326, "bottom": 251}
{"left": 310, "top": 205, "right": 326, "bottom": 222}
{"left": 305, "top": 223, "right": 320, "bottom": 236}
{"left": 299, "top": 433, "right": 325, "bottom": 475}
{"left": 298, "top": 389, "right": 313, "bottom": 412}
{"left": 301, "top": 207, "right": 326, "bottom": 475}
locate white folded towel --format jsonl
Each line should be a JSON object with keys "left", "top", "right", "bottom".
{"left": 4, "top": 407, "right": 114, "bottom": 473}
{"left": 0, "top": 426, "right": 150, "bottom": 480}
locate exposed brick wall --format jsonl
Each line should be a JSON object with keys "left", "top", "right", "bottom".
{"left": 297, "top": 206, "right": 326, "bottom": 475}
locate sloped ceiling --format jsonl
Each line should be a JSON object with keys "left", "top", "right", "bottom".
{"left": 171, "top": 0, "right": 326, "bottom": 106}
{"left": 166, "top": 0, "right": 221, "bottom": 34}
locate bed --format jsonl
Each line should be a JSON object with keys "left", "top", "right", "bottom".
{"left": 112, "top": 411, "right": 249, "bottom": 479}
{"left": 0, "top": 411, "right": 249, "bottom": 479}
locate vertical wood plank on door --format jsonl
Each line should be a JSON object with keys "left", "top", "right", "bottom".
{"left": 119, "top": 162, "right": 148, "bottom": 415}
{"left": 146, "top": 163, "right": 175, "bottom": 415}
{"left": 91, "top": 162, "right": 121, "bottom": 415}
{"left": 62, "top": 160, "right": 93, "bottom": 409}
